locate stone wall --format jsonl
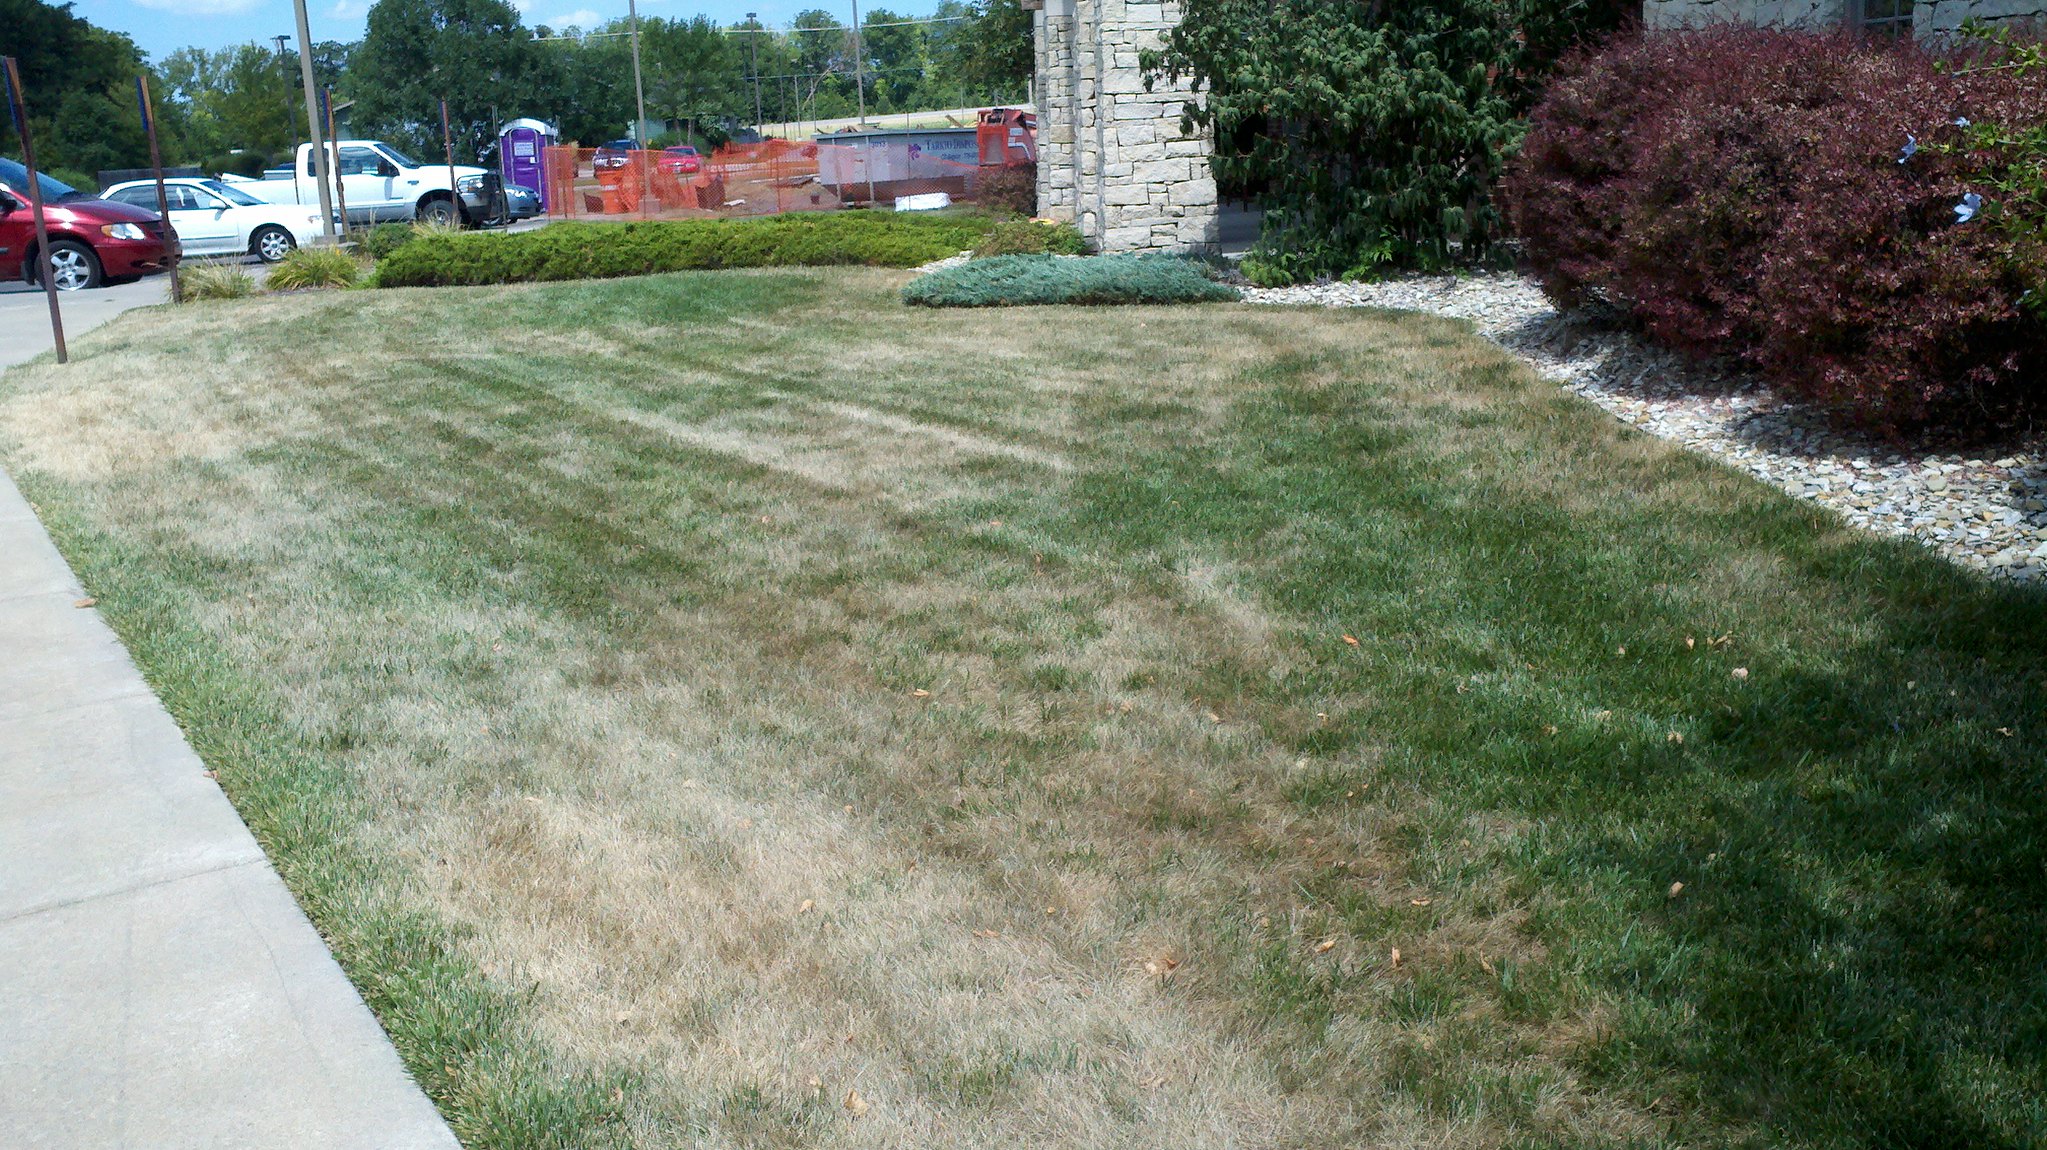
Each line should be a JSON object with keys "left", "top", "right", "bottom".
{"left": 1033, "top": 0, "right": 1218, "bottom": 253}
{"left": 1644, "top": 0, "right": 2047, "bottom": 33}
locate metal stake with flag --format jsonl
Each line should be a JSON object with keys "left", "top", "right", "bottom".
{"left": 2, "top": 56, "right": 66, "bottom": 364}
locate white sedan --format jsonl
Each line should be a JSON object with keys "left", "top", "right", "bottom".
{"left": 99, "top": 178, "right": 325, "bottom": 263}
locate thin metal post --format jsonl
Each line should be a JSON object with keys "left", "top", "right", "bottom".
{"left": 746, "top": 13, "right": 763, "bottom": 133}
{"left": 291, "top": 0, "right": 337, "bottom": 243}
{"left": 441, "top": 98, "right": 459, "bottom": 224}
{"left": 324, "top": 87, "right": 349, "bottom": 238}
{"left": 135, "top": 74, "right": 181, "bottom": 304}
{"left": 3, "top": 57, "right": 66, "bottom": 364}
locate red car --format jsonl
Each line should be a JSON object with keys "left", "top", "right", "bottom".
{"left": 658, "top": 145, "right": 702, "bottom": 176}
{"left": 1, "top": 159, "right": 172, "bottom": 291}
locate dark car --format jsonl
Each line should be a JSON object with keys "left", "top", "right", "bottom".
{"left": 0, "top": 159, "right": 171, "bottom": 291}
{"left": 658, "top": 145, "right": 701, "bottom": 175}
{"left": 593, "top": 139, "right": 639, "bottom": 173}
{"left": 503, "top": 184, "right": 542, "bottom": 221}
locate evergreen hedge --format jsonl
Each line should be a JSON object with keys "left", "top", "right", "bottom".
{"left": 903, "top": 254, "right": 1239, "bottom": 307}
{"left": 372, "top": 212, "right": 995, "bottom": 288}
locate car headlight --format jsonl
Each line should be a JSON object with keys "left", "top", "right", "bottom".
{"left": 100, "top": 223, "right": 147, "bottom": 240}
{"left": 456, "top": 175, "right": 484, "bottom": 191}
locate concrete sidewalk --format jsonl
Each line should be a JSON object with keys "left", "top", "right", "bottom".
{"left": 1, "top": 301, "right": 459, "bottom": 1147}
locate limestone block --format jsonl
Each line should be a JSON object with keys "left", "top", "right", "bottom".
{"left": 1134, "top": 158, "right": 1192, "bottom": 184}
{"left": 1104, "top": 183, "right": 1153, "bottom": 207}
{"left": 1106, "top": 162, "right": 1134, "bottom": 178}
{"left": 1169, "top": 177, "right": 1217, "bottom": 206}
{"left": 1163, "top": 139, "right": 1206, "bottom": 157}
{"left": 1102, "top": 225, "right": 1155, "bottom": 251}
{"left": 1117, "top": 123, "right": 1158, "bottom": 146}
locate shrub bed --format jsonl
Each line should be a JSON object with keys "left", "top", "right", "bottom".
{"left": 356, "top": 221, "right": 418, "bottom": 261}
{"left": 372, "top": 212, "right": 996, "bottom": 288}
{"left": 970, "top": 219, "right": 1089, "bottom": 259}
{"left": 265, "top": 247, "right": 366, "bottom": 291}
{"left": 1505, "top": 27, "right": 2047, "bottom": 434}
{"left": 903, "top": 254, "right": 1240, "bottom": 307}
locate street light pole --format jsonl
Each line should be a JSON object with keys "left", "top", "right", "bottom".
{"left": 627, "top": 0, "right": 649, "bottom": 144}
{"left": 290, "top": 0, "right": 336, "bottom": 243}
{"left": 746, "top": 12, "right": 763, "bottom": 136}
{"left": 849, "top": 0, "right": 867, "bottom": 127}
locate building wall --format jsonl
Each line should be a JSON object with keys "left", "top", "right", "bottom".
{"left": 1644, "top": 0, "right": 2047, "bottom": 33}
{"left": 1033, "top": 0, "right": 1219, "bottom": 253}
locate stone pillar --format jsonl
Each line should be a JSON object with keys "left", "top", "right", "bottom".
{"left": 1033, "top": 0, "right": 1218, "bottom": 253}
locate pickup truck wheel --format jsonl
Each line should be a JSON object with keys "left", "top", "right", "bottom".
{"left": 252, "top": 226, "right": 296, "bottom": 263}
{"left": 44, "top": 240, "right": 102, "bottom": 292}
{"left": 417, "top": 196, "right": 459, "bottom": 227}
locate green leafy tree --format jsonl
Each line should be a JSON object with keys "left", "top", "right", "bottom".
{"left": 0, "top": 0, "right": 151, "bottom": 183}
{"left": 642, "top": 16, "right": 745, "bottom": 143}
{"left": 1149, "top": 0, "right": 1636, "bottom": 280}
{"left": 951, "top": 0, "right": 1031, "bottom": 105}
{"left": 351, "top": 0, "right": 550, "bottom": 158}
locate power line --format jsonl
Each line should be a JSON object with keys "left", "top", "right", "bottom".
{"left": 534, "top": 13, "right": 967, "bottom": 40}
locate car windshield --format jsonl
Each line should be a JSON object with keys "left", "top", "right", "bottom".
{"left": 666, "top": 146, "right": 697, "bottom": 155}
{"left": 0, "top": 157, "right": 87, "bottom": 203}
{"left": 377, "top": 145, "right": 423, "bottom": 168}
{"left": 203, "top": 180, "right": 267, "bottom": 207}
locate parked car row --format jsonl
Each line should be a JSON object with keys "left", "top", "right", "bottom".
{"left": 2, "top": 144, "right": 547, "bottom": 292}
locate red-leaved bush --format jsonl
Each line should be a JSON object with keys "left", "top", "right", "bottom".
{"left": 1504, "top": 28, "right": 2047, "bottom": 434}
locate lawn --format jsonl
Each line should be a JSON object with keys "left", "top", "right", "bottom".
{"left": 2, "top": 269, "right": 2042, "bottom": 1149}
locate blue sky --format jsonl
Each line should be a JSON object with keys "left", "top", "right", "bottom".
{"left": 68, "top": 0, "right": 943, "bottom": 62}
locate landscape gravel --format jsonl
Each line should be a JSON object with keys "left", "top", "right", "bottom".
{"left": 1242, "top": 273, "right": 2047, "bottom": 583}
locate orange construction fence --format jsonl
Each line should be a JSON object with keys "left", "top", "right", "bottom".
{"left": 544, "top": 135, "right": 1002, "bottom": 223}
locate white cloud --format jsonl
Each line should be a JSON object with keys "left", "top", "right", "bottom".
{"left": 329, "top": 0, "right": 368, "bottom": 17}
{"left": 546, "top": 9, "right": 605, "bottom": 28}
{"left": 129, "top": 0, "right": 263, "bottom": 14}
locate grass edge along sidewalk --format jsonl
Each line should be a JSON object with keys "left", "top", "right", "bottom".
{"left": 2, "top": 267, "right": 2042, "bottom": 1148}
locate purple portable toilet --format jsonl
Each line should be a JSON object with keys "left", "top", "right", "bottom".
{"left": 498, "top": 118, "right": 559, "bottom": 210}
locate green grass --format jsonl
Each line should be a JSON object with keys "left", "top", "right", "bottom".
{"left": 1, "top": 268, "right": 2042, "bottom": 1149}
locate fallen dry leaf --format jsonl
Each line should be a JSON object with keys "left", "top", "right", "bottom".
{"left": 1410, "top": 897, "right": 1432, "bottom": 907}
{"left": 910, "top": 688, "right": 931, "bottom": 698}
{"left": 1668, "top": 881, "right": 1685, "bottom": 899}
{"left": 1206, "top": 711, "right": 1222, "bottom": 724}
{"left": 202, "top": 769, "right": 218, "bottom": 780}
{"left": 1389, "top": 947, "right": 1402, "bottom": 968}
{"left": 1617, "top": 645, "right": 1627, "bottom": 656}
{"left": 1997, "top": 727, "right": 2014, "bottom": 737}
{"left": 1667, "top": 731, "right": 1684, "bottom": 745}
{"left": 1685, "top": 636, "right": 1696, "bottom": 651}
{"left": 972, "top": 928, "right": 1000, "bottom": 939}
{"left": 1543, "top": 724, "right": 1559, "bottom": 736}
{"left": 1731, "top": 667, "right": 1749, "bottom": 681}
{"left": 798, "top": 899, "right": 815, "bottom": 914}
{"left": 1315, "top": 938, "right": 1338, "bottom": 954}
{"left": 843, "top": 1089, "right": 869, "bottom": 1117}
{"left": 1342, "top": 634, "right": 1360, "bottom": 646}
{"left": 73, "top": 597, "right": 96, "bottom": 608}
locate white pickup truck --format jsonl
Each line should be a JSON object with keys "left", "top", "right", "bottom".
{"left": 229, "top": 140, "right": 504, "bottom": 227}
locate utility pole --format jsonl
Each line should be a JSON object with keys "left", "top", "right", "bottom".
{"left": 272, "top": 34, "right": 293, "bottom": 150}
{"left": 849, "top": 0, "right": 867, "bottom": 127}
{"left": 290, "top": 0, "right": 336, "bottom": 243}
{"left": 627, "top": 0, "right": 649, "bottom": 144}
{"left": 746, "top": 12, "right": 763, "bottom": 136}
